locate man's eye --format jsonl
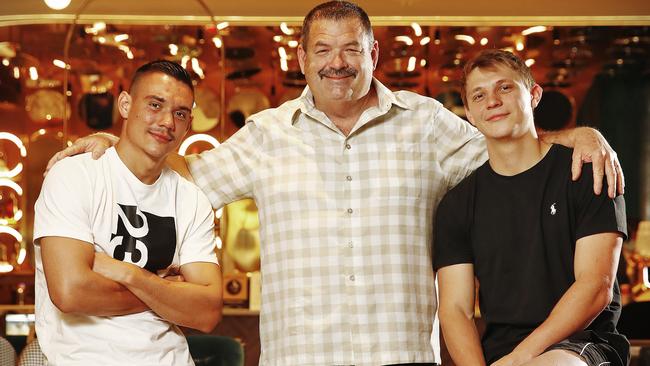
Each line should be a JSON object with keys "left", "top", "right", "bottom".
{"left": 500, "top": 84, "right": 512, "bottom": 91}
{"left": 315, "top": 49, "right": 328, "bottom": 54}
{"left": 175, "top": 111, "right": 189, "bottom": 121}
{"left": 150, "top": 102, "right": 161, "bottom": 109}
{"left": 472, "top": 94, "right": 484, "bottom": 102}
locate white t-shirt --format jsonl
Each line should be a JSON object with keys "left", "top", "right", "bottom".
{"left": 34, "top": 147, "right": 218, "bottom": 366}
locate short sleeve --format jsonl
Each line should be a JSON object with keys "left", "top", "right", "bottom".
{"left": 431, "top": 103, "right": 488, "bottom": 190}
{"left": 186, "top": 121, "right": 263, "bottom": 209}
{"left": 432, "top": 178, "right": 475, "bottom": 270}
{"left": 33, "top": 156, "right": 93, "bottom": 245}
{"left": 178, "top": 189, "right": 218, "bottom": 266}
{"left": 572, "top": 163, "right": 627, "bottom": 241}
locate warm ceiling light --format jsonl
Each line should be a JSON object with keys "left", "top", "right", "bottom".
{"left": 12, "top": 67, "right": 19, "bottom": 79}
{"left": 93, "top": 22, "right": 106, "bottom": 31}
{"left": 411, "top": 23, "right": 422, "bottom": 37}
{"left": 178, "top": 134, "right": 220, "bottom": 156}
{"left": 1, "top": 59, "right": 8, "bottom": 66}
{"left": 16, "top": 246, "right": 26, "bottom": 265}
{"left": 43, "top": 0, "right": 71, "bottom": 10}
{"left": 280, "top": 23, "right": 295, "bottom": 35}
{"left": 525, "top": 58, "right": 535, "bottom": 67}
{"left": 0, "top": 132, "right": 27, "bottom": 157}
{"left": 97, "top": 36, "right": 106, "bottom": 44}
{"left": 280, "top": 58, "right": 288, "bottom": 72}
{"left": 278, "top": 47, "right": 287, "bottom": 59}
{"left": 212, "top": 37, "right": 222, "bottom": 49}
{"left": 29, "top": 67, "right": 38, "bottom": 81}
{"left": 395, "top": 36, "right": 413, "bottom": 46}
{"left": 407, "top": 56, "right": 416, "bottom": 72}
{"left": 0, "top": 179, "right": 23, "bottom": 196}
{"left": 216, "top": 22, "right": 229, "bottom": 30}
{"left": 516, "top": 41, "right": 525, "bottom": 51}
{"left": 420, "top": 37, "right": 430, "bottom": 46}
{"left": 191, "top": 58, "right": 205, "bottom": 79}
{"left": 454, "top": 35, "right": 475, "bottom": 45}
{"left": 442, "top": 76, "right": 449, "bottom": 82}
{"left": 420, "top": 59, "right": 427, "bottom": 67}
{"left": 114, "top": 34, "right": 129, "bottom": 42}
{"left": 521, "top": 26, "right": 547, "bottom": 36}
{"left": 52, "top": 59, "right": 69, "bottom": 69}
{"left": 0, "top": 163, "right": 23, "bottom": 179}
{"left": 480, "top": 37, "right": 489, "bottom": 46}
{"left": 0, "top": 226, "right": 22, "bottom": 246}
{"left": 288, "top": 40, "right": 298, "bottom": 48}
{"left": 181, "top": 55, "right": 190, "bottom": 69}
{"left": 273, "top": 35, "right": 282, "bottom": 42}
{"left": 169, "top": 44, "right": 179, "bottom": 55}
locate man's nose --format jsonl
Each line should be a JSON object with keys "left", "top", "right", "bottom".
{"left": 159, "top": 111, "right": 176, "bottom": 131}
{"left": 329, "top": 51, "right": 347, "bottom": 69}
{"left": 486, "top": 92, "right": 502, "bottom": 108}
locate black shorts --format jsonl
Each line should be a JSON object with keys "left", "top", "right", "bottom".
{"left": 545, "top": 330, "right": 630, "bottom": 366}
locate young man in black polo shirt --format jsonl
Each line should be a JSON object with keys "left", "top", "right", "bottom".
{"left": 434, "top": 50, "right": 629, "bottom": 366}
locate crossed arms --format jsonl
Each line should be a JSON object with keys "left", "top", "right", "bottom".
{"left": 41, "top": 236, "right": 223, "bottom": 333}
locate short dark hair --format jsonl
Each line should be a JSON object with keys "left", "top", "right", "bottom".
{"left": 460, "top": 49, "right": 535, "bottom": 106}
{"left": 130, "top": 60, "right": 194, "bottom": 95}
{"left": 301, "top": 1, "right": 374, "bottom": 50}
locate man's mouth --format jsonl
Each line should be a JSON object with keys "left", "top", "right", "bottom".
{"left": 486, "top": 113, "right": 509, "bottom": 122}
{"left": 149, "top": 130, "right": 172, "bottom": 142}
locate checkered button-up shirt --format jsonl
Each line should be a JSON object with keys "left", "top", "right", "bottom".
{"left": 187, "top": 79, "right": 487, "bottom": 366}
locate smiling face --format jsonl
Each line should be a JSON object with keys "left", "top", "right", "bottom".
{"left": 118, "top": 71, "right": 193, "bottom": 163}
{"left": 297, "top": 17, "right": 378, "bottom": 108}
{"left": 463, "top": 64, "right": 542, "bottom": 141}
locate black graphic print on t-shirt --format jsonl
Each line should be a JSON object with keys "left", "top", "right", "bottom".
{"left": 110, "top": 204, "right": 176, "bottom": 272}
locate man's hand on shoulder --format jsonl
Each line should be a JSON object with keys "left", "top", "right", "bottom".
{"left": 539, "top": 126, "right": 624, "bottom": 198}
{"left": 45, "top": 132, "right": 119, "bottom": 176}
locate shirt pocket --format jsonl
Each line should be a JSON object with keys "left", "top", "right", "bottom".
{"left": 371, "top": 143, "right": 422, "bottom": 200}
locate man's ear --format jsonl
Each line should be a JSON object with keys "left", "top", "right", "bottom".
{"left": 370, "top": 40, "right": 379, "bottom": 70}
{"left": 117, "top": 91, "right": 131, "bottom": 119}
{"left": 297, "top": 44, "right": 306, "bottom": 75}
{"left": 530, "top": 83, "right": 543, "bottom": 109}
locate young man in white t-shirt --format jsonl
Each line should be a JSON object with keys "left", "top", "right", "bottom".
{"left": 33, "top": 60, "right": 223, "bottom": 365}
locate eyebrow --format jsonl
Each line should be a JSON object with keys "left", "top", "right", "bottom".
{"left": 146, "top": 95, "right": 192, "bottom": 112}
{"left": 469, "top": 79, "right": 513, "bottom": 94}
{"left": 313, "top": 40, "right": 362, "bottom": 48}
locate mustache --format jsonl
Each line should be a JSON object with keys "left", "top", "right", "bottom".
{"left": 149, "top": 127, "right": 173, "bottom": 141}
{"left": 318, "top": 67, "right": 358, "bottom": 79}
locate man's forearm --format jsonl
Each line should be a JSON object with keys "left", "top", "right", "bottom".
{"left": 508, "top": 279, "right": 611, "bottom": 360}
{"left": 440, "top": 309, "right": 486, "bottom": 366}
{"left": 117, "top": 264, "right": 222, "bottom": 333}
{"left": 55, "top": 270, "right": 148, "bottom": 316}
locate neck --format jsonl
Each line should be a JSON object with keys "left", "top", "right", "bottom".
{"left": 486, "top": 131, "right": 552, "bottom": 176}
{"left": 115, "top": 141, "right": 166, "bottom": 185}
{"left": 314, "top": 86, "right": 378, "bottom": 136}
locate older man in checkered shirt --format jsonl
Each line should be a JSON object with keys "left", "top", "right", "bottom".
{"left": 47, "top": 2, "right": 624, "bottom": 365}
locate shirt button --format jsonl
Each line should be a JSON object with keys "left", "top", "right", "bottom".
{"left": 347, "top": 208, "right": 353, "bottom": 214}
{"left": 349, "top": 275, "right": 355, "bottom": 281}
{"left": 345, "top": 144, "right": 351, "bottom": 150}
{"left": 346, "top": 175, "right": 352, "bottom": 181}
